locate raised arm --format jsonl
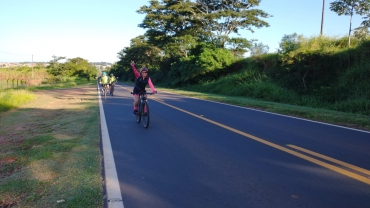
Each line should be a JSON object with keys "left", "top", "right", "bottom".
{"left": 131, "top": 62, "right": 140, "bottom": 79}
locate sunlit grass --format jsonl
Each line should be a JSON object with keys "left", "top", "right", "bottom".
{"left": 0, "top": 89, "right": 35, "bottom": 113}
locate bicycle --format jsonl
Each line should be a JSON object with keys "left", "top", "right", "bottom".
{"left": 131, "top": 91, "right": 155, "bottom": 128}
{"left": 101, "top": 84, "right": 108, "bottom": 100}
{"left": 109, "top": 83, "right": 115, "bottom": 96}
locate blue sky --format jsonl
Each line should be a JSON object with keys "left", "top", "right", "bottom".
{"left": 0, "top": 0, "right": 363, "bottom": 63}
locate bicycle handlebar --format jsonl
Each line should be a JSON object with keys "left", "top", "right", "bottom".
{"left": 130, "top": 91, "right": 157, "bottom": 95}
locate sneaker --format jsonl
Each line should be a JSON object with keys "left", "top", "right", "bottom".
{"left": 132, "top": 110, "right": 138, "bottom": 115}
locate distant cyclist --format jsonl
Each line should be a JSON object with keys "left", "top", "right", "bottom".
{"left": 99, "top": 72, "right": 109, "bottom": 93}
{"left": 109, "top": 73, "right": 116, "bottom": 95}
{"left": 131, "top": 61, "right": 157, "bottom": 115}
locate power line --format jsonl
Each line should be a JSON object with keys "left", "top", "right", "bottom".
{"left": 0, "top": 50, "right": 31, "bottom": 56}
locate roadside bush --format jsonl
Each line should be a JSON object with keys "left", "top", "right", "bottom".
{"left": 169, "top": 46, "right": 234, "bottom": 86}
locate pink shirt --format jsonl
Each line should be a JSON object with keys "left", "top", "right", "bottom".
{"left": 131, "top": 65, "right": 156, "bottom": 92}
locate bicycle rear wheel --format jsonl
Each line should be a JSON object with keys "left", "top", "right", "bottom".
{"left": 104, "top": 87, "right": 106, "bottom": 100}
{"left": 142, "top": 101, "right": 150, "bottom": 128}
{"left": 110, "top": 85, "right": 114, "bottom": 96}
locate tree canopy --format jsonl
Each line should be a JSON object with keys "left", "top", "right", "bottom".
{"left": 330, "top": 0, "right": 370, "bottom": 47}
{"left": 137, "top": 0, "right": 271, "bottom": 50}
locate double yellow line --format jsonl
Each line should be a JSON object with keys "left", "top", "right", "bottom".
{"left": 152, "top": 97, "right": 370, "bottom": 185}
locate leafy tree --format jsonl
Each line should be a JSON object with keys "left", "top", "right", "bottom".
{"left": 330, "top": 0, "right": 370, "bottom": 47}
{"left": 117, "top": 36, "right": 163, "bottom": 69}
{"left": 164, "top": 35, "right": 197, "bottom": 58}
{"left": 226, "top": 37, "right": 252, "bottom": 58}
{"left": 194, "top": 0, "right": 271, "bottom": 48}
{"left": 47, "top": 55, "right": 66, "bottom": 76}
{"left": 278, "top": 33, "right": 304, "bottom": 54}
{"left": 353, "top": 25, "right": 370, "bottom": 41}
{"left": 138, "top": 0, "right": 199, "bottom": 48}
{"left": 65, "top": 57, "right": 97, "bottom": 80}
{"left": 47, "top": 56, "right": 97, "bottom": 80}
{"left": 362, "top": 13, "right": 370, "bottom": 26}
{"left": 115, "top": 36, "right": 163, "bottom": 81}
{"left": 138, "top": 0, "right": 271, "bottom": 49}
{"left": 250, "top": 41, "right": 269, "bottom": 56}
{"left": 168, "top": 43, "right": 234, "bottom": 86}
{"left": 50, "top": 55, "right": 66, "bottom": 68}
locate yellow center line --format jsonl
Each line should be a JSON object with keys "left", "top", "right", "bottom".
{"left": 151, "top": 97, "right": 370, "bottom": 185}
{"left": 287, "top": 144, "right": 370, "bottom": 176}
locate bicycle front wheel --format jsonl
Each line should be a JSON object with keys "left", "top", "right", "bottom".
{"left": 142, "top": 101, "right": 150, "bottom": 128}
{"left": 136, "top": 102, "right": 142, "bottom": 123}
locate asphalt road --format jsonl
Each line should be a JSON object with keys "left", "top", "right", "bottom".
{"left": 101, "top": 83, "right": 370, "bottom": 208}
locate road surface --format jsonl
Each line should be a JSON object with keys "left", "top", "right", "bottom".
{"left": 100, "top": 83, "right": 370, "bottom": 208}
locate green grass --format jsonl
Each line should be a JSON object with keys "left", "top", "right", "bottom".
{"left": 0, "top": 84, "right": 103, "bottom": 207}
{"left": 0, "top": 89, "right": 35, "bottom": 113}
{"left": 27, "top": 80, "right": 96, "bottom": 91}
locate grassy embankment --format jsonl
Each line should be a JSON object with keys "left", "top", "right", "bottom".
{"left": 158, "top": 37, "right": 370, "bottom": 131}
{"left": 0, "top": 80, "right": 103, "bottom": 207}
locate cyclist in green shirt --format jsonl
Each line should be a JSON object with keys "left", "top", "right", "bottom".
{"left": 108, "top": 74, "right": 116, "bottom": 95}
{"left": 99, "top": 72, "right": 109, "bottom": 93}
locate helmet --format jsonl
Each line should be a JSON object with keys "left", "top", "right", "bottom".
{"left": 110, "top": 73, "right": 113, "bottom": 76}
{"left": 140, "top": 67, "right": 148, "bottom": 73}
{"left": 102, "top": 72, "right": 107, "bottom": 76}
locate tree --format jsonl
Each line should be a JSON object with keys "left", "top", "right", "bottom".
{"left": 65, "top": 57, "right": 97, "bottom": 80}
{"left": 360, "top": 12, "right": 370, "bottom": 27}
{"left": 138, "top": 0, "right": 199, "bottom": 48}
{"left": 137, "top": 0, "right": 271, "bottom": 49}
{"left": 330, "top": 0, "right": 370, "bottom": 47}
{"left": 119, "top": 36, "right": 163, "bottom": 68}
{"left": 115, "top": 36, "right": 163, "bottom": 81}
{"left": 47, "top": 55, "right": 66, "bottom": 77}
{"left": 50, "top": 55, "right": 66, "bottom": 68}
{"left": 249, "top": 41, "right": 269, "bottom": 56}
{"left": 194, "top": 0, "right": 271, "bottom": 48}
{"left": 226, "top": 37, "right": 252, "bottom": 58}
{"left": 353, "top": 25, "right": 370, "bottom": 41}
{"left": 278, "top": 33, "right": 304, "bottom": 54}
{"left": 164, "top": 35, "right": 197, "bottom": 58}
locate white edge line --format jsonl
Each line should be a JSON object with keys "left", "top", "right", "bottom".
{"left": 98, "top": 85, "right": 124, "bottom": 208}
{"left": 159, "top": 90, "right": 370, "bottom": 134}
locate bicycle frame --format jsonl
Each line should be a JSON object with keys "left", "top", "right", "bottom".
{"left": 132, "top": 91, "right": 154, "bottom": 128}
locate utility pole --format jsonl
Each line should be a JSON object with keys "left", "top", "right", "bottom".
{"left": 32, "top": 54, "right": 34, "bottom": 78}
{"left": 320, "top": 0, "right": 325, "bottom": 35}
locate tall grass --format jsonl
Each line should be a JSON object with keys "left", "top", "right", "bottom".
{"left": 0, "top": 89, "right": 35, "bottom": 113}
{"left": 178, "top": 36, "right": 370, "bottom": 115}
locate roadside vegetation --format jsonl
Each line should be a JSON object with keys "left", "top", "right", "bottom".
{"left": 0, "top": 90, "right": 35, "bottom": 113}
{"left": 0, "top": 57, "right": 102, "bottom": 207}
{"left": 0, "top": 82, "right": 103, "bottom": 207}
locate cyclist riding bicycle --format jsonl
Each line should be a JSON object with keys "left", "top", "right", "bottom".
{"left": 109, "top": 73, "right": 116, "bottom": 95}
{"left": 131, "top": 61, "right": 157, "bottom": 115}
{"left": 99, "top": 72, "right": 109, "bottom": 93}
